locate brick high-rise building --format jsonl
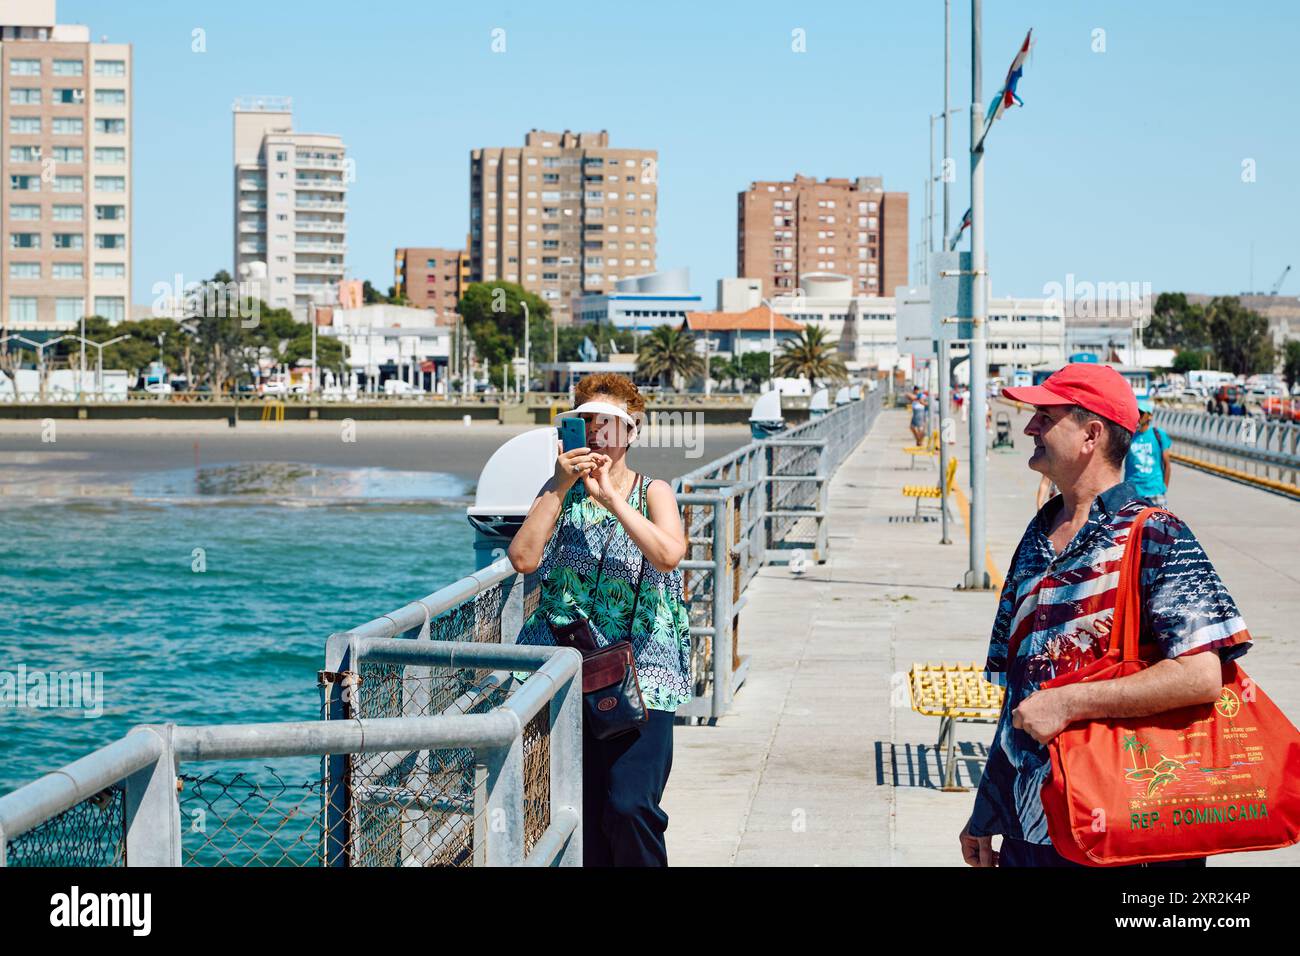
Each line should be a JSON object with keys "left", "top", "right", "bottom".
{"left": 737, "top": 175, "right": 907, "bottom": 300}
{"left": 470, "top": 129, "right": 658, "bottom": 323}
{"left": 0, "top": 0, "right": 131, "bottom": 334}
{"left": 393, "top": 246, "right": 467, "bottom": 315}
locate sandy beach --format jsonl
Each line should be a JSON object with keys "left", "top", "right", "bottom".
{"left": 0, "top": 419, "right": 753, "bottom": 494}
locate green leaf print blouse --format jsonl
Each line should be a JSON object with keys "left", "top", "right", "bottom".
{"left": 514, "top": 473, "right": 693, "bottom": 712}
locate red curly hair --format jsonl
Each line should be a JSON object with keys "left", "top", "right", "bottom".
{"left": 573, "top": 372, "right": 646, "bottom": 417}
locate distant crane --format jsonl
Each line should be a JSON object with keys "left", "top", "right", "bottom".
{"left": 1269, "top": 264, "right": 1292, "bottom": 296}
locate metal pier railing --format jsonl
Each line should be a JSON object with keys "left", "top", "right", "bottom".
{"left": 1, "top": 389, "right": 884, "bottom": 865}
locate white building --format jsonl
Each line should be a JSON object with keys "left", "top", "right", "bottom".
{"left": 894, "top": 280, "right": 1066, "bottom": 383}
{"left": 322, "top": 304, "right": 450, "bottom": 394}
{"left": 573, "top": 267, "right": 703, "bottom": 331}
{"left": 233, "top": 96, "right": 347, "bottom": 322}
{"left": 721, "top": 272, "right": 1065, "bottom": 379}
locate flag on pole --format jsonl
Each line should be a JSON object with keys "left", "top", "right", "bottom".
{"left": 947, "top": 207, "right": 972, "bottom": 251}
{"left": 975, "top": 28, "right": 1032, "bottom": 151}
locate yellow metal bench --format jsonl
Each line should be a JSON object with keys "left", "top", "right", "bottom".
{"left": 902, "top": 429, "right": 939, "bottom": 469}
{"left": 902, "top": 456, "right": 957, "bottom": 516}
{"left": 908, "top": 662, "right": 1005, "bottom": 790}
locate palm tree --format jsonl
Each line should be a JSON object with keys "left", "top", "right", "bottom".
{"left": 773, "top": 325, "right": 847, "bottom": 389}
{"left": 636, "top": 325, "right": 703, "bottom": 390}
{"left": 1121, "top": 734, "right": 1138, "bottom": 771}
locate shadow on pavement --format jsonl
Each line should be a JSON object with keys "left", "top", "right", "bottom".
{"left": 875, "top": 740, "right": 990, "bottom": 790}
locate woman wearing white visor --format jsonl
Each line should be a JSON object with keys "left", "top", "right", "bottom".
{"left": 508, "top": 372, "right": 691, "bottom": 866}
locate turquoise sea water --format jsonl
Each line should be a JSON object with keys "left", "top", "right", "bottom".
{"left": 0, "top": 464, "right": 478, "bottom": 797}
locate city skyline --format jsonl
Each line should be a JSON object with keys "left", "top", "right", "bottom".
{"left": 58, "top": 0, "right": 1300, "bottom": 309}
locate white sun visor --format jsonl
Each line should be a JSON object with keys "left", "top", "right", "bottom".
{"left": 554, "top": 401, "right": 638, "bottom": 427}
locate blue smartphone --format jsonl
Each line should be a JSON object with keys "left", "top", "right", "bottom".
{"left": 557, "top": 417, "right": 587, "bottom": 453}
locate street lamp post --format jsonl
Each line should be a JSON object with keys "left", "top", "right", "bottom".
{"left": 95, "top": 334, "right": 129, "bottom": 400}
{"left": 60, "top": 333, "right": 129, "bottom": 399}
{"left": 965, "top": 0, "right": 990, "bottom": 589}
{"left": 936, "top": 0, "right": 956, "bottom": 547}
{"left": 759, "top": 294, "right": 799, "bottom": 385}
{"left": 521, "top": 300, "right": 530, "bottom": 400}
{"left": 78, "top": 313, "right": 85, "bottom": 401}
{"left": 157, "top": 332, "right": 167, "bottom": 397}
{"left": 703, "top": 335, "right": 717, "bottom": 398}
{"left": 310, "top": 295, "right": 320, "bottom": 395}
{"left": 0, "top": 334, "right": 66, "bottom": 401}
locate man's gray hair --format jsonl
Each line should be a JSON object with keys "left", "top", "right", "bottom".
{"left": 1066, "top": 405, "right": 1132, "bottom": 468}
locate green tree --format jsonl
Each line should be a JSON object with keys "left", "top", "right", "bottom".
{"left": 283, "top": 329, "right": 345, "bottom": 370}
{"left": 738, "top": 351, "right": 772, "bottom": 391}
{"left": 635, "top": 324, "right": 703, "bottom": 389}
{"left": 190, "top": 273, "right": 254, "bottom": 392}
{"left": 1206, "top": 296, "right": 1274, "bottom": 375}
{"left": 456, "top": 281, "right": 552, "bottom": 385}
{"left": 1282, "top": 341, "right": 1300, "bottom": 392}
{"left": 1171, "top": 349, "right": 1209, "bottom": 374}
{"left": 1146, "top": 292, "right": 1209, "bottom": 350}
{"left": 773, "top": 325, "right": 847, "bottom": 389}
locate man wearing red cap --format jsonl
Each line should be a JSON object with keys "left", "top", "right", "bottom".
{"left": 959, "top": 363, "right": 1252, "bottom": 867}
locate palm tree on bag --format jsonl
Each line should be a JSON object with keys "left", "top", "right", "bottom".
{"left": 773, "top": 325, "right": 847, "bottom": 390}
{"left": 636, "top": 325, "right": 704, "bottom": 390}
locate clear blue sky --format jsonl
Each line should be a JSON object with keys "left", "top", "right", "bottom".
{"left": 63, "top": 0, "right": 1300, "bottom": 306}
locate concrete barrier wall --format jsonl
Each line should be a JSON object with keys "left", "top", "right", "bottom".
{"left": 1, "top": 401, "right": 811, "bottom": 426}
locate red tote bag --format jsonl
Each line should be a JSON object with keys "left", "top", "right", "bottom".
{"left": 1037, "top": 507, "right": 1300, "bottom": 865}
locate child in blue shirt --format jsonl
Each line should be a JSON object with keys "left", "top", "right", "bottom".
{"left": 1124, "top": 398, "right": 1172, "bottom": 506}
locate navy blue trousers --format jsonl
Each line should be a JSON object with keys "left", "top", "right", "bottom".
{"left": 999, "top": 837, "right": 1206, "bottom": 868}
{"left": 582, "top": 709, "right": 674, "bottom": 867}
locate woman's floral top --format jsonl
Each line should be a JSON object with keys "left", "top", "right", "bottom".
{"left": 515, "top": 473, "right": 693, "bottom": 711}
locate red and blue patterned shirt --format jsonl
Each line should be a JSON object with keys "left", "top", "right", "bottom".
{"left": 968, "top": 480, "right": 1251, "bottom": 844}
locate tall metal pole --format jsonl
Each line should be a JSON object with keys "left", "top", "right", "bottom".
{"left": 965, "top": 0, "right": 990, "bottom": 588}
{"left": 943, "top": 0, "right": 952, "bottom": 241}
{"left": 522, "top": 301, "right": 530, "bottom": 400}
{"left": 926, "top": 122, "right": 934, "bottom": 273}
{"left": 936, "top": 0, "right": 954, "bottom": 546}
{"left": 310, "top": 302, "right": 318, "bottom": 394}
{"left": 78, "top": 313, "right": 85, "bottom": 400}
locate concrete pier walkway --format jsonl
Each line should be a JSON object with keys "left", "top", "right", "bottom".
{"left": 664, "top": 403, "right": 1300, "bottom": 866}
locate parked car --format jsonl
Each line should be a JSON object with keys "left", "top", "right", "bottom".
{"left": 262, "top": 380, "right": 289, "bottom": 396}
{"left": 143, "top": 381, "right": 173, "bottom": 396}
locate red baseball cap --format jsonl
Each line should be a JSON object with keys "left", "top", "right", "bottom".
{"left": 1001, "top": 363, "right": 1139, "bottom": 433}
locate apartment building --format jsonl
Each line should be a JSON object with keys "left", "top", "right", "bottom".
{"left": 470, "top": 129, "right": 657, "bottom": 324}
{"left": 393, "top": 245, "right": 467, "bottom": 315}
{"left": 233, "top": 96, "right": 347, "bottom": 319}
{"left": 0, "top": 0, "right": 131, "bottom": 334}
{"left": 737, "top": 174, "right": 907, "bottom": 301}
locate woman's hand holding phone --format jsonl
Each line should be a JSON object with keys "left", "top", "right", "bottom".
{"left": 554, "top": 441, "right": 608, "bottom": 489}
